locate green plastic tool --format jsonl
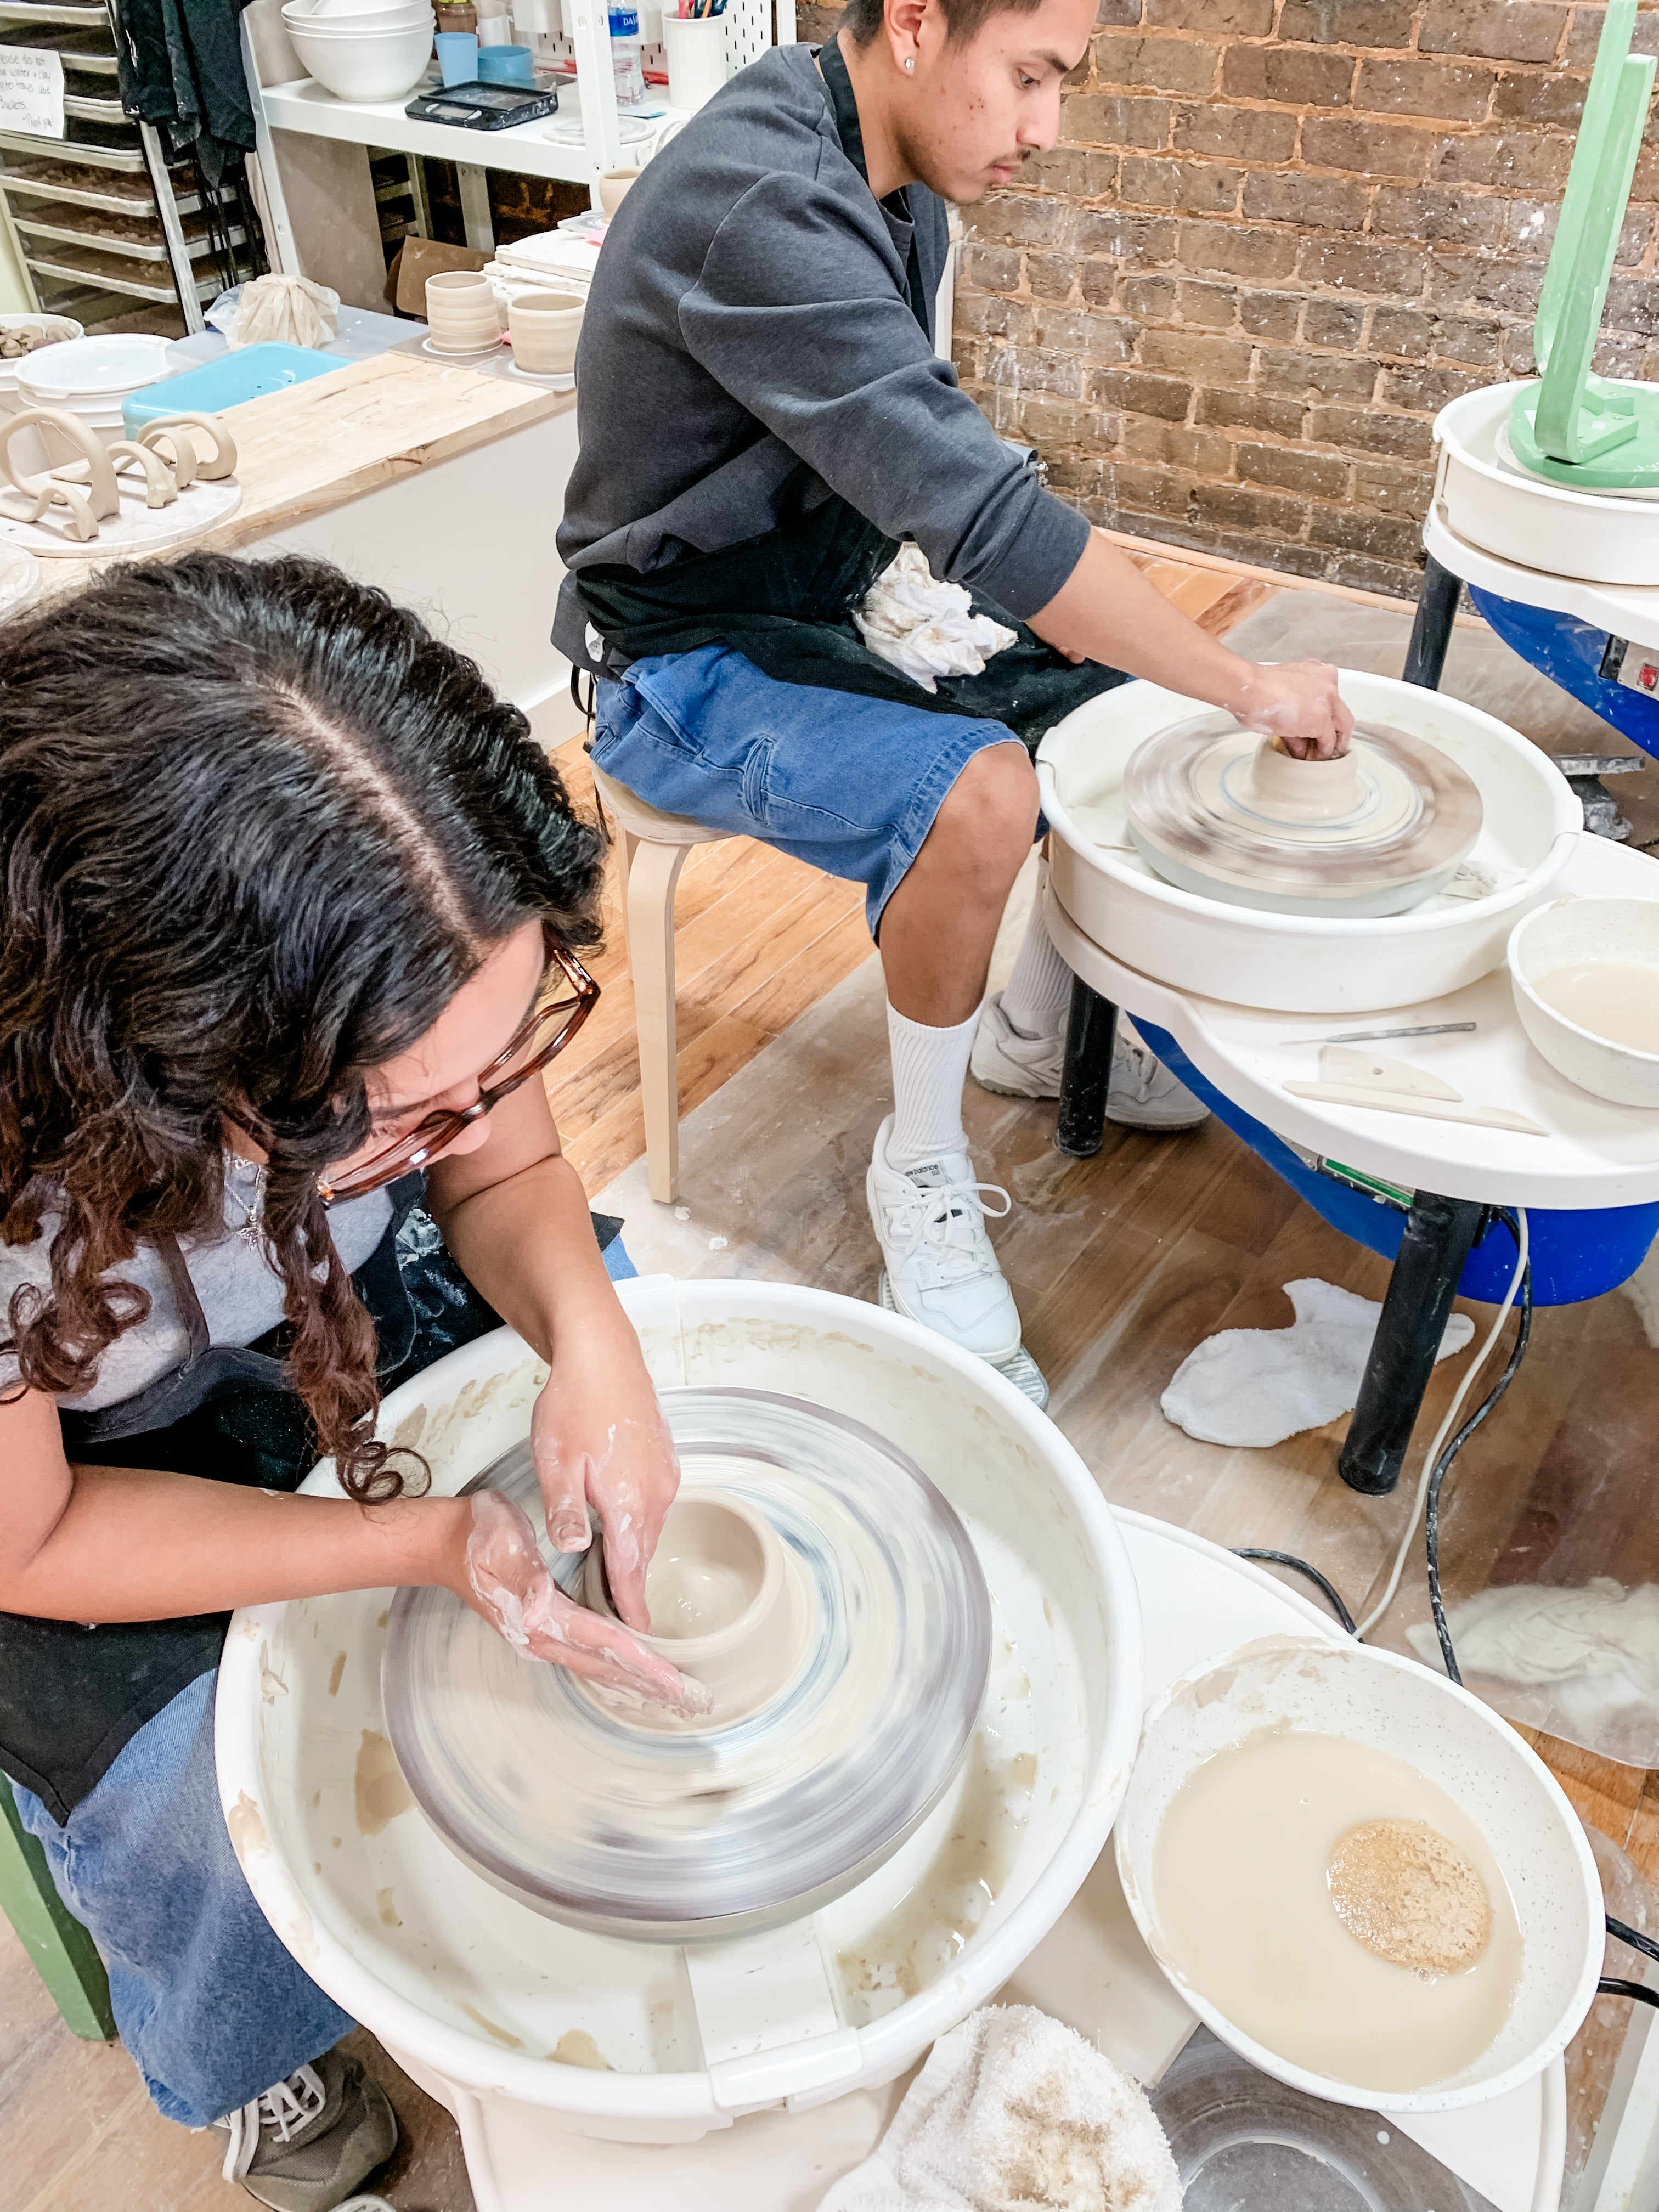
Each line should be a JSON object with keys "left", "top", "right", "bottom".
{"left": 1508, "top": 0, "right": 1659, "bottom": 491}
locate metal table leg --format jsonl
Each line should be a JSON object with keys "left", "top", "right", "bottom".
{"left": 1339, "top": 1190, "right": 1487, "bottom": 1496}
{"left": 1403, "top": 551, "right": 1460, "bottom": 691}
{"left": 1056, "top": 977, "right": 1118, "bottom": 1158}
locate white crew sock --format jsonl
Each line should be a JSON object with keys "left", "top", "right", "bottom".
{"left": 885, "top": 1001, "right": 980, "bottom": 1172}
{"left": 998, "top": 902, "right": 1074, "bottom": 1040}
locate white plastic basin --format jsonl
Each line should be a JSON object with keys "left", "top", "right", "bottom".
{"left": 216, "top": 1279, "right": 1142, "bottom": 2176}
{"left": 1039, "top": 669, "right": 1580, "bottom": 1015}
{"left": 1434, "top": 380, "right": 1659, "bottom": 588}
{"left": 1509, "top": 894, "right": 1659, "bottom": 1107}
{"left": 15, "top": 330, "right": 171, "bottom": 402}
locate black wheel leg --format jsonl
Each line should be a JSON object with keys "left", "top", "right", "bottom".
{"left": 1402, "top": 552, "right": 1459, "bottom": 691}
{"left": 1056, "top": 978, "right": 1118, "bottom": 1158}
{"left": 1339, "top": 1190, "right": 1486, "bottom": 1496}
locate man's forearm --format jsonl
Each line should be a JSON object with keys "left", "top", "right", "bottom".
{"left": 1028, "top": 533, "right": 1253, "bottom": 706}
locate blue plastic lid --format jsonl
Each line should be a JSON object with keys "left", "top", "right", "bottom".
{"left": 121, "top": 342, "right": 345, "bottom": 438}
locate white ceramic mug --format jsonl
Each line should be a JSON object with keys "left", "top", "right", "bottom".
{"left": 506, "top": 288, "right": 584, "bottom": 376}
{"left": 424, "top": 270, "right": 501, "bottom": 354}
{"left": 662, "top": 12, "right": 724, "bottom": 111}
{"left": 599, "top": 166, "right": 638, "bottom": 217}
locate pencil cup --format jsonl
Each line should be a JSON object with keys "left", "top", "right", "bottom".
{"left": 477, "top": 41, "right": 534, "bottom": 79}
{"left": 663, "top": 13, "right": 725, "bottom": 110}
{"left": 425, "top": 270, "right": 501, "bottom": 353}
{"left": 507, "top": 289, "right": 584, "bottom": 376}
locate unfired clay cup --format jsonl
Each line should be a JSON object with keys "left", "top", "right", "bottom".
{"left": 579, "top": 1489, "right": 803, "bottom": 1730}
{"left": 506, "top": 289, "right": 584, "bottom": 376}
{"left": 1244, "top": 733, "right": 1364, "bottom": 823}
{"left": 424, "top": 270, "right": 501, "bottom": 354}
{"left": 599, "top": 167, "right": 638, "bottom": 217}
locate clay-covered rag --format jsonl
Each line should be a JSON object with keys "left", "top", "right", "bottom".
{"left": 817, "top": 2004, "right": 1182, "bottom": 2212}
{"left": 854, "top": 543, "right": 1018, "bottom": 694}
{"left": 1161, "top": 1276, "right": 1474, "bottom": 1448}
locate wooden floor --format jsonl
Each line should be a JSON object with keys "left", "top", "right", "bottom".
{"left": 4, "top": 540, "right": 1650, "bottom": 2210}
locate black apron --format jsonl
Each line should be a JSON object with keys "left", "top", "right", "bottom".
{"left": 0, "top": 1184, "right": 623, "bottom": 1824}
{"left": 573, "top": 36, "right": 1126, "bottom": 753}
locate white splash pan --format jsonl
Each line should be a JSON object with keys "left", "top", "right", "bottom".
{"left": 1115, "top": 1637, "right": 1603, "bottom": 2115}
{"left": 1433, "top": 379, "right": 1659, "bottom": 587}
{"left": 1039, "top": 669, "right": 1579, "bottom": 1015}
{"left": 215, "top": 1278, "right": 1142, "bottom": 2177}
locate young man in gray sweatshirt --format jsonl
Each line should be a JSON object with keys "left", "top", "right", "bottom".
{"left": 556, "top": 0, "right": 1350, "bottom": 1399}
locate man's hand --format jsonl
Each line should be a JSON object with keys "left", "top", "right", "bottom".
{"left": 1231, "top": 658, "right": 1353, "bottom": 759}
{"left": 528, "top": 1327, "right": 680, "bottom": 1634}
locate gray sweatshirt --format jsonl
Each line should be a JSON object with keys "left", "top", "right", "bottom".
{"left": 553, "top": 42, "right": 1090, "bottom": 664}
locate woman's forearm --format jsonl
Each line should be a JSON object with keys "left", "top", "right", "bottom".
{"left": 432, "top": 1149, "right": 633, "bottom": 1367}
{"left": 0, "top": 1461, "right": 471, "bottom": 1623}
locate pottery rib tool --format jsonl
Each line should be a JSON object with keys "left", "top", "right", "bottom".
{"left": 1285, "top": 1046, "right": 1547, "bottom": 1135}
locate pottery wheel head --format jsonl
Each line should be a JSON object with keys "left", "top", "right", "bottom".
{"left": 1123, "top": 713, "right": 1482, "bottom": 909}
{"left": 383, "top": 1387, "right": 992, "bottom": 1942}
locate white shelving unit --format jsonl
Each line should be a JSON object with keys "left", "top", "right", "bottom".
{"left": 244, "top": 0, "right": 794, "bottom": 267}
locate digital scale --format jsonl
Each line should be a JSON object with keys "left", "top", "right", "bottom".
{"left": 404, "top": 80, "right": 560, "bottom": 129}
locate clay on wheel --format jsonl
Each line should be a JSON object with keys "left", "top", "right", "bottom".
{"left": 383, "top": 1386, "right": 992, "bottom": 1942}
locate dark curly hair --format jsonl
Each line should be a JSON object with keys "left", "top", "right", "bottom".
{"left": 839, "top": 0, "right": 1049, "bottom": 46}
{"left": 0, "top": 552, "right": 606, "bottom": 1500}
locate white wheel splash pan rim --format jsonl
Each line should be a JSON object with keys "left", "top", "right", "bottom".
{"left": 1434, "top": 379, "right": 1659, "bottom": 587}
{"left": 1039, "top": 669, "right": 1579, "bottom": 1017}
{"left": 1115, "top": 1637, "right": 1603, "bottom": 2114}
{"left": 215, "top": 1279, "right": 1143, "bottom": 2135}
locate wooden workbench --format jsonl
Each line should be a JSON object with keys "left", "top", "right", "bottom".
{"left": 32, "top": 350, "right": 580, "bottom": 718}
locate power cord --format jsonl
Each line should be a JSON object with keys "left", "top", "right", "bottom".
{"left": 1233, "top": 1550, "right": 1356, "bottom": 1634}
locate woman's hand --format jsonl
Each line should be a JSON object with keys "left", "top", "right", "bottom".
{"left": 528, "top": 1325, "right": 680, "bottom": 1634}
{"left": 459, "top": 1490, "right": 709, "bottom": 1716}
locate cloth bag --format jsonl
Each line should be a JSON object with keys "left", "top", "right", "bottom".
{"left": 229, "top": 273, "right": 340, "bottom": 352}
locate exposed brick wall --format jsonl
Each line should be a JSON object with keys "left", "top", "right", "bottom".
{"left": 817, "top": 1, "right": 1659, "bottom": 599}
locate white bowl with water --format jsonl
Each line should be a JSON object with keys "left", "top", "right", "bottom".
{"left": 1509, "top": 895, "right": 1659, "bottom": 1108}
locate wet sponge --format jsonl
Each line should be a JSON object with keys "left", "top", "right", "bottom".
{"left": 1328, "top": 1818, "right": 1493, "bottom": 1976}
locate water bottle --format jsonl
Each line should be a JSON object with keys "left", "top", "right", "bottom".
{"left": 609, "top": 2, "right": 645, "bottom": 108}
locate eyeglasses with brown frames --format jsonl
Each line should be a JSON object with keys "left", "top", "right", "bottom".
{"left": 315, "top": 936, "right": 599, "bottom": 1206}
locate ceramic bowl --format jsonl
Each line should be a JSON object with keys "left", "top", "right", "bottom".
{"left": 1508, "top": 895, "right": 1659, "bottom": 1107}
{"left": 1115, "top": 1636, "right": 1602, "bottom": 2113}
{"left": 578, "top": 1487, "right": 805, "bottom": 1728}
{"left": 506, "top": 287, "right": 582, "bottom": 375}
{"left": 285, "top": 9, "right": 433, "bottom": 28}
{"left": 286, "top": 18, "right": 436, "bottom": 99}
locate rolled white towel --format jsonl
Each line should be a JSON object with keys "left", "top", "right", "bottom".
{"left": 819, "top": 2004, "right": 1181, "bottom": 2212}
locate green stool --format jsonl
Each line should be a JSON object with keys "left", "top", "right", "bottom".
{"left": 1, "top": 1778, "right": 116, "bottom": 2040}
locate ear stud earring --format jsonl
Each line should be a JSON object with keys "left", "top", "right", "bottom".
{"left": 904, "top": 55, "right": 914, "bottom": 69}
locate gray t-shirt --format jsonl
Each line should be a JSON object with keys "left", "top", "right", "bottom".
{"left": 0, "top": 1156, "right": 392, "bottom": 1411}
{"left": 554, "top": 42, "right": 1090, "bottom": 665}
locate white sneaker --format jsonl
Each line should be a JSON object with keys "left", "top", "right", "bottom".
{"left": 970, "top": 994, "right": 1208, "bottom": 1132}
{"left": 866, "top": 1115, "right": 1022, "bottom": 1362}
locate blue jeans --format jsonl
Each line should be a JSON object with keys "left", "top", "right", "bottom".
{"left": 594, "top": 644, "right": 1029, "bottom": 934}
{"left": 9, "top": 1232, "right": 640, "bottom": 2126}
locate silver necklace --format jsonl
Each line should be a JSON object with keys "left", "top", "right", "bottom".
{"left": 227, "top": 1160, "right": 269, "bottom": 1250}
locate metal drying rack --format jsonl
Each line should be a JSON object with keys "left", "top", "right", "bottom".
{"left": 0, "top": 0, "right": 257, "bottom": 331}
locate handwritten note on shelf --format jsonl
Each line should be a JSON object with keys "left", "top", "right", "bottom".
{"left": 0, "top": 49, "right": 65, "bottom": 140}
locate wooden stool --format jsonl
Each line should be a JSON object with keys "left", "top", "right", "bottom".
{"left": 590, "top": 761, "right": 733, "bottom": 1205}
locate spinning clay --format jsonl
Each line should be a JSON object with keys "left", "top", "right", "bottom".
{"left": 385, "top": 1385, "right": 991, "bottom": 1941}
{"left": 1124, "top": 713, "right": 1483, "bottom": 918}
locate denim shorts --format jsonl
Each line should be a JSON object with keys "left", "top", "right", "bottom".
{"left": 592, "top": 645, "right": 1030, "bottom": 934}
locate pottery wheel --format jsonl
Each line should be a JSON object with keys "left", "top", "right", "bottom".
{"left": 383, "top": 1386, "right": 991, "bottom": 1942}
{"left": 1124, "top": 712, "right": 1483, "bottom": 917}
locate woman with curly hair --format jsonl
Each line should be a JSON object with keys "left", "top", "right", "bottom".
{"left": 0, "top": 554, "right": 701, "bottom": 2210}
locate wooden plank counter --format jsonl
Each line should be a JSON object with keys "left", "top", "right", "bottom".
{"left": 30, "top": 349, "right": 580, "bottom": 713}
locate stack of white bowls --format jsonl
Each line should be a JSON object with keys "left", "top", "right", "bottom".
{"left": 10, "top": 332, "right": 173, "bottom": 473}
{"left": 281, "top": 0, "right": 435, "bottom": 103}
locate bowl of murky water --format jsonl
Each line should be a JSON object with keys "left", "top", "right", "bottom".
{"left": 1509, "top": 895, "right": 1659, "bottom": 1108}
{"left": 1115, "top": 1635, "right": 1602, "bottom": 2112}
